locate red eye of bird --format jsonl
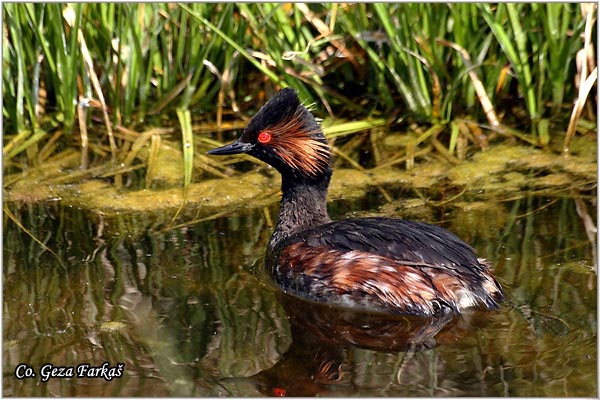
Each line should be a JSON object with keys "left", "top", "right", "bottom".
{"left": 257, "top": 131, "right": 272, "bottom": 144}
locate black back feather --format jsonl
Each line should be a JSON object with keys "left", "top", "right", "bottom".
{"left": 283, "top": 217, "right": 487, "bottom": 278}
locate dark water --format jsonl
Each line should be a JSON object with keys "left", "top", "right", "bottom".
{"left": 3, "top": 193, "right": 597, "bottom": 396}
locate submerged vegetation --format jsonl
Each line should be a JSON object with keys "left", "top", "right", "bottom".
{"left": 2, "top": 3, "right": 597, "bottom": 209}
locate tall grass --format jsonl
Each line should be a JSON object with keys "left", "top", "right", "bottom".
{"left": 2, "top": 3, "right": 596, "bottom": 186}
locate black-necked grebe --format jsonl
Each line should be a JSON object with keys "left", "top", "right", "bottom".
{"left": 208, "top": 88, "right": 504, "bottom": 316}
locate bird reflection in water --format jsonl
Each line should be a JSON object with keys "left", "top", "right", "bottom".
{"left": 253, "top": 293, "right": 494, "bottom": 397}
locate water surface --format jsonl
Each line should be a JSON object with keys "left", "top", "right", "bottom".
{"left": 3, "top": 192, "right": 597, "bottom": 396}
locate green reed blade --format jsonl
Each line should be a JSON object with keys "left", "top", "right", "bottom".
{"left": 506, "top": 4, "right": 537, "bottom": 121}
{"left": 6, "top": 6, "right": 26, "bottom": 132}
{"left": 123, "top": 4, "right": 144, "bottom": 122}
{"left": 448, "top": 121, "right": 460, "bottom": 155}
{"left": 176, "top": 108, "right": 194, "bottom": 191}
{"left": 323, "top": 118, "right": 388, "bottom": 139}
{"left": 4, "top": 128, "right": 49, "bottom": 160}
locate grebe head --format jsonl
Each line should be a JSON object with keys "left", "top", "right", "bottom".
{"left": 207, "top": 88, "right": 331, "bottom": 181}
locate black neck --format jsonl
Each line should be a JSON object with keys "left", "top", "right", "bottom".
{"left": 268, "top": 172, "right": 332, "bottom": 251}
